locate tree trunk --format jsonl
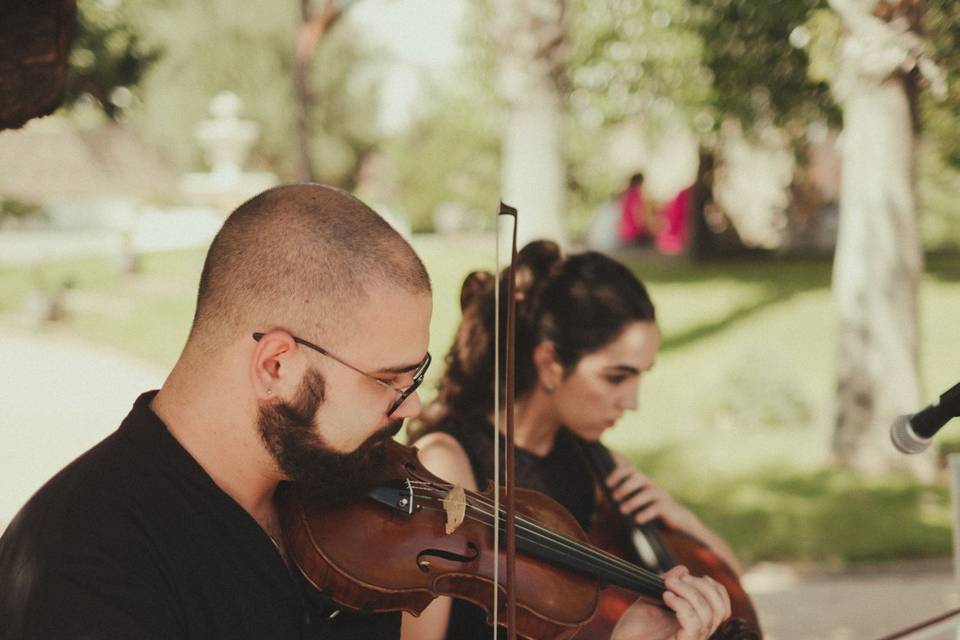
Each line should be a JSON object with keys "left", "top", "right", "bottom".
{"left": 829, "top": 0, "right": 930, "bottom": 477}
{"left": 493, "top": 0, "right": 569, "bottom": 248}
{"left": 293, "top": 0, "right": 351, "bottom": 182}
{"left": 500, "top": 76, "right": 567, "bottom": 247}
{"left": 689, "top": 148, "right": 717, "bottom": 260}
{"left": 294, "top": 0, "right": 318, "bottom": 182}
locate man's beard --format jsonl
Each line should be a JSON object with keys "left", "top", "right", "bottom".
{"left": 257, "top": 368, "right": 403, "bottom": 507}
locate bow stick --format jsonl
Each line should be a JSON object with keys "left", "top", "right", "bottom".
{"left": 493, "top": 202, "right": 519, "bottom": 640}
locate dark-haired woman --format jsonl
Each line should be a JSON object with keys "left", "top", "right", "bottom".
{"left": 400, "top": 241, "right": 741, "bottom": 640}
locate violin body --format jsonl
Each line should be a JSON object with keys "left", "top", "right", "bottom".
{"left": 281, "top": 440, "right": 614, "bottom": 640}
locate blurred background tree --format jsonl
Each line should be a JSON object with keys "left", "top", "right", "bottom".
{"left": 55, "top": 0, "right": 960, "bottom": 477}
{"left": 64, "top": 0, "right": 159, "bottom": 120}
{"left": 491, "top": 0, "right": 570, "bottom": 246}
{"left": 382, "top": 1, "right": 503, "bottom": 232}
{"left": 127, "top": 0, "right": 383, "bottom": 188}
{"left": 385, "top": 77, "right": 502, "bottom": 233}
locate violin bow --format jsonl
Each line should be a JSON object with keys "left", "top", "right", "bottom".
{"left": 493, "top": 202, "right": 520, "bottom": 640}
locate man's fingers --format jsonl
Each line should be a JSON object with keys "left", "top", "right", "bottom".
{"left": 665, "top": 572, "right": 712, "bottom": 633}
{"left": 662, "top": 591, "right": 702, "bottom": 640}
{"left": 661, "top": 566, "right": 731, "bottom": 640}
{"left": 697, "top": 575, "right": 731, "bottom": 631}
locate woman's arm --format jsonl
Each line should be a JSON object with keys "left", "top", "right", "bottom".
{"left": 400, "top": 433, "right": 480, "bottom": 640}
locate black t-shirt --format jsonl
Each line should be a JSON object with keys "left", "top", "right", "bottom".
{"left": 0, "top": 391, "right": 400, "bottom": 640}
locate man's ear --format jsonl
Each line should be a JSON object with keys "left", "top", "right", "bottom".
{"left": 249, "top": 330, "right": 299, "bottom": 400}
{"left": 531, "top": 341, "right": 564, "bottom": 388}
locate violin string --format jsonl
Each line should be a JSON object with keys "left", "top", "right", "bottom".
{"left": 406, "top": 483, "right": 666, "bottom": 592}
{"left": 406, "top": 480, "right": 652, "bottom": 581}
{"left": 406, "top": 493, "right": 666, "bottom": 593}
{"left": 406, "top": 479, "right": 660, "bottom": 583}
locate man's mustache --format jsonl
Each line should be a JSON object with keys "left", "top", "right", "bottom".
{"left": 363, "top": 419, "right": 404, "bottom": 449}
{"left": 384, "top": 419, "right": 403, "bottom": 438}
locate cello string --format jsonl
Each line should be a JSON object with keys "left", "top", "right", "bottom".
{"left": 406, "top": 484, "right": 666, "bottom": 592}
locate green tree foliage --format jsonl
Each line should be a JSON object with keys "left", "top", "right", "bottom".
{"left": 924, "top": 0, "right": 960, "bottom": 167}
{"left": 130, "top": 0, "right": 383, "bottom": 185}
{"left": 382, "top": 3, "right": 503, "bottom": 230}
{"left": 688, "top": 0, "right": 837, "bottom": 134}
{"left": 385, "top": 79, "right": 503, "bottom": 232}
{"left": 899, "top": 1, "right": 960, "bottom": 249}
{"left": 567, "top": 0, "right": 712, "bottom": 129}
{"left": 66, "top": 0, "right": 160, "bottom": 120}
{"left": 388, "top": 0, "right": 960, "bottom": 235}
{"left": 563, "top": 0, "right": 713, "bottom": 232}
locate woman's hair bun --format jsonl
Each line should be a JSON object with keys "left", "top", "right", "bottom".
{"left": 460, "top": 270, "right": 495, "bottom": 312}
{"left": 514, "top": 240, "right": 562, "bottom": 298}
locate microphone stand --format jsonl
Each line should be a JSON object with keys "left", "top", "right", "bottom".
{"left": 873, "top": 606, "right": 960, "bottom": 640}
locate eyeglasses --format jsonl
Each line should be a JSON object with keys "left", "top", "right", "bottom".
{"left": 252, "top": 332, "right": 431, "bottom": 417}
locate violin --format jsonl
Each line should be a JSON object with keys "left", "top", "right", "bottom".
{"left": 280, "top": 439, "right": 681, "bottom": 640}
{"left": 574, "top": 440, "right": 761, "bottom": 639}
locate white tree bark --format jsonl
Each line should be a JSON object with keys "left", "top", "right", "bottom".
{"left": 712, "top": 121, "right": 794, "bottom": 249}
{"left": 829, "top": 0, "right": 933, "bottom": 477}
{"left": 492, "top": 0, "right": 569, "bottom": 248}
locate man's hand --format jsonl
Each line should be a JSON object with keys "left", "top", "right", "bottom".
{"left": 611, "top": 566, "right": 731, "bottom": 640}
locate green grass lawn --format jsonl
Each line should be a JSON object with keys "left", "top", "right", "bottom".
{"left": 3, "top": 240, "right": 959, "bottom": 565}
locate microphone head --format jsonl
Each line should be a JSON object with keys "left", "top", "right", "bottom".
{"left": 890, "top": 414, "right": 932, "bottom": 454}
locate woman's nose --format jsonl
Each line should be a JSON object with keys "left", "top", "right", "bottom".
{"left": 619, "top": 383, "right": 640, "bottom": 412}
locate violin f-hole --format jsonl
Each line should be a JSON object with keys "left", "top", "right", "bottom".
{"left": 416, "top": 543, "right": 480, "bottom": 573}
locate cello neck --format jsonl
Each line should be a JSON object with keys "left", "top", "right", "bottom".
{"left": 579, "top": 440, "right": 677, "bottom": 572}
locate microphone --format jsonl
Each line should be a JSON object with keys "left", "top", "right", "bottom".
{"left": 890, "top": 381, "right": 960, "bottom": 454}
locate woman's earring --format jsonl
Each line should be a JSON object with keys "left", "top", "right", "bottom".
{"left": 543, "top": 382, "right": 556, "bottom": 394}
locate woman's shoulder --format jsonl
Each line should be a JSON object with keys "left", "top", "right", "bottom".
{"left": 411, "top": 431, "right": 479, "bottom": 491}
{"left": 414, "top": 431, "right": 468, "bottom": 457}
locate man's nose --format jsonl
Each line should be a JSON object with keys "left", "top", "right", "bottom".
{"left": 391, "top": 391, "right": 423, "bottom": 420}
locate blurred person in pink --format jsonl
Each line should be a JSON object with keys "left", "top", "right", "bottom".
{"left": 656, "top": 185, "right": 693, "bottom": 255}
{"left": 617, "top": 172, "right": 654, "bottom": 246}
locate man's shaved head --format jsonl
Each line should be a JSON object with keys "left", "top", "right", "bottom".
{"left": 188, "top": 184, "right": 430, "bottom": 352}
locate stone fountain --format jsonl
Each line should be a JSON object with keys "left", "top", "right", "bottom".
{"left": 180, "top": 91, "right": 277, "bottom": 212}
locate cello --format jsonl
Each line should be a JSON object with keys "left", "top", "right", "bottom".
{"left": 574, "top": 440, "right": 761, "bottom": 639}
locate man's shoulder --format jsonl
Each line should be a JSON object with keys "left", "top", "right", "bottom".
{"left": 2, "top": 427, "right": 151, "bottom": 545}
{"left": 4, "top": 391, "right": 188, "bottom": 543}
{"left": 0, "top": 423, "right": 181, "bottom": 640}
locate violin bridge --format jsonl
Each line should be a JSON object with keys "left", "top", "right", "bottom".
{"left": 441, "top": 485, "right": 467, "bottom": 534}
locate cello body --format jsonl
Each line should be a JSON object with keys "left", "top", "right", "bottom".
{"left": 574, "top": 441, "right": 762, "bottom": 640}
